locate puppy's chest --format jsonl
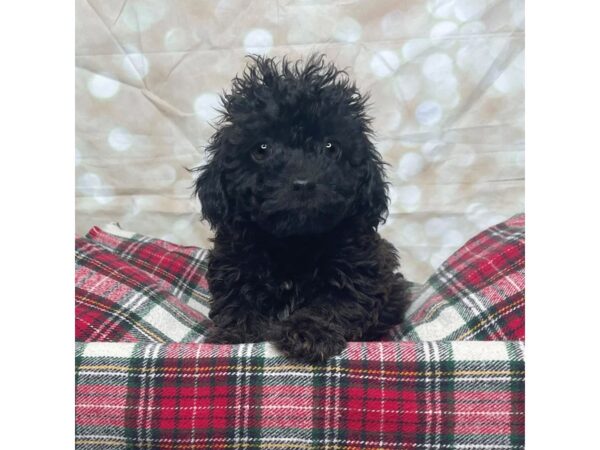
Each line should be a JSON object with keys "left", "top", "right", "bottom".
{"left": 272, "top": 279, "right": 300, "bottom": 320}
{"left": 265, "top": 265, "right": 317, "bottom": 321}
{"left": 273, "top": 263, "right": 314, "bottom": 308}
{"left": 255, "top": 243, "right": 349, "bottom": 319}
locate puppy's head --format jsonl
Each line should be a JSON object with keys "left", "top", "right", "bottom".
{"left": 194, "top": 54, "right": 388, "bottom": 237}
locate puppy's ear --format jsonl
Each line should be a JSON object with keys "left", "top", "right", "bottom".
{"left": 360, "top": 148, "right": 389, "bottom": 228}
{"left": 193, "top": 152, "right": 229, "bottom": 230}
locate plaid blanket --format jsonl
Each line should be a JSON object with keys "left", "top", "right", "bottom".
{"left": 75, "top": 214, "right": 525, "bottom": 449}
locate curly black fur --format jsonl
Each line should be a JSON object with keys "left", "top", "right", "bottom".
{"left": 193, "top": 54, "right": 410, "bottom": 362}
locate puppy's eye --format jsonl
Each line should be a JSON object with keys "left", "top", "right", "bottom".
{"left": 252, "top": 143, "right": 270, "bottom": 161}
{"left": 324, "top": 141, "right": 340, "bottom": 156}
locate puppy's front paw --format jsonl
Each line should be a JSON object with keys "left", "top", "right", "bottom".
{"left": 274, "top": 318, "right": 346, "bottom": 363}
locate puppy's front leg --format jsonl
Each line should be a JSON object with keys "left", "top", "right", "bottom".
{"left": 274, "top": 306, "right": 347, "bottom": 362}
{"left": 273, "top": 287, "right": 374, "bottom": 362}
{"left": 205, "top": 270, "right": 286, "bottom": 344}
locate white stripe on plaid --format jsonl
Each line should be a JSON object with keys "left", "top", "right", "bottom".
{"left": 76, "top": 403, "right": 524, "bottom": 415}
{"left": 410, "top": 303, "right": 466, "bottom": 340}
{"left": 82, "top": 342, "right": 136, "bottom": 358}
{"left": 452, "top": 341, "right": 509, "bottom": 361}
{"left": 78, "top": 341, "right": 524, "bottom": 362}
{"left": 143, "top": 304, "right": 191, "bottom": 342}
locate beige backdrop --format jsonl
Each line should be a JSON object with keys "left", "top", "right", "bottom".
{"left": 75, "top": 0, "right": 524, "bottom": 283}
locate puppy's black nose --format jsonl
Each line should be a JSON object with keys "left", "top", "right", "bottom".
{"left": 292, "top": 179, "right": 316, "bottom": 191}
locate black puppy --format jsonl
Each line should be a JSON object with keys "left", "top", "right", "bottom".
{"left": 194, "top": 55, "right": 410, "bottom": 362}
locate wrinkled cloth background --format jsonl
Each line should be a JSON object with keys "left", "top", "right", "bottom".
{"left": 75, "top": 0, "right": 524, "bottom": 283}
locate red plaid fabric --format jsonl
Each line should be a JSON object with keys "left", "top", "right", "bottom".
{"left": 76, "top": 226, "right": 212, "bottom": 343}
{"left": 398, "top": 214, "right": 525, "bottom": 342}
{"left": 75, "top": 215, "right": 525, "bottom": 449}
